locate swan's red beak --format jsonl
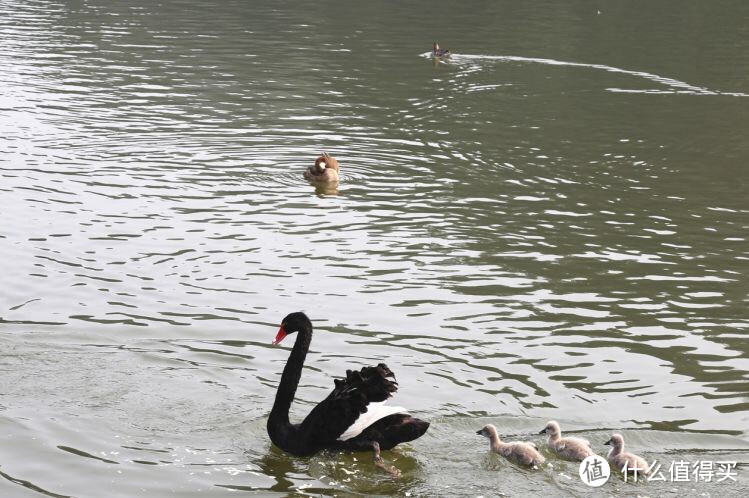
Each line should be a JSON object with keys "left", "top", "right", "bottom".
{"left": 273, "top": 326, "right": 287, "bottom": 345}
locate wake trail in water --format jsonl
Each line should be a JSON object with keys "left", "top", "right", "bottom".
{"left": 424, "top": 52, "right": 749, "bottom": 97}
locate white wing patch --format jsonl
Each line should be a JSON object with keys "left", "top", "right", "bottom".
{"left": 337, "top": 401, "right": 408, "bottom": 441}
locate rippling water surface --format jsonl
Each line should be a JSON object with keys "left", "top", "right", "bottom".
{"left": 2, "top": 0, "right": 749, "bottom": 496}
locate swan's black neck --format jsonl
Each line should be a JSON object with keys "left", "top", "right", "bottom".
{"left": 267, "top": 321, "right": 312, "bottom": 451}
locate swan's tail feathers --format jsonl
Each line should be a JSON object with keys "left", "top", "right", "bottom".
{"left": 299, "top": 363, "right": 405, "bottom": 446}
{"left": 334, "top": 363, "right": 398, "bottom": 403}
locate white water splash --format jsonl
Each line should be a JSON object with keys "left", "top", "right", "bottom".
{"left": 422, "top": 52, "right": 749, "bottom": 97}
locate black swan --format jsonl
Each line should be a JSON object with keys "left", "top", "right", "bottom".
{"left": 266, "top": 312, "right": 429, "bottom": 476}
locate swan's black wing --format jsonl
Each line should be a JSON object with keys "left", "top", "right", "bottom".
{"left": 299, "top": 363, "right": 398, "bottom": 447}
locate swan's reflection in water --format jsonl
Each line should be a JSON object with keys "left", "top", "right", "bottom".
{"left": 254, "top": 445, "right": 313, "bottom": 493}
{"left": 253, "top": 444, "right": 423, "bottom": 495}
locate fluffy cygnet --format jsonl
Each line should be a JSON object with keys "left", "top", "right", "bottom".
{"left": 304, "top": 152, "right": 340, "bottom": 183}
{"left": 605, "top": 433, "right": 650, "bottom": 475}
{"left": 477, "top": 424, "right": 546, "bottom": 467}
{"left": 539, "top": 420, "right": 594, "bottom": 461}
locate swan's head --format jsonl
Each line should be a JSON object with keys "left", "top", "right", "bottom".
{"left": 476, "top": 424, "right": 498, "bottom": 439}
{"left": 539, "top": 420, "right": 561, "bottom": 437}
{"left": 273, "top": 311, "right": 311, "bottom": 344}
{"left": 604, "top": 433, "right": 624, "bottom": 449}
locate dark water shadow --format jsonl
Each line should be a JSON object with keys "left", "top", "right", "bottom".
{"left": 0, "top": 467, "right": 71, "bottom": 498}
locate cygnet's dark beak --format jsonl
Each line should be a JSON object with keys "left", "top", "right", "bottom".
{"left": 476, "top": 429, "right": 483, "bottom": 435}
{"left": 604, "top": 439, "right": 612, "bottom": 445}
{"left": 538, "top": 428, "right": 547, "bottom": 434}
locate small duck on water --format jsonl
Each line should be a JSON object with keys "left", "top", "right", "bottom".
{"left": 432, "top": 42, "right": 450, "bottom": 58}
{"left": 303, "top": 152, "right": 340, "bottom": 183}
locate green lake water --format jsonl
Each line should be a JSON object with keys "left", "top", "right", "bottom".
{"left": 1, "top": 0, "right": 748, "bottom": 496}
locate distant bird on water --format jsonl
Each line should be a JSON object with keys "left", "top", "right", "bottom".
{"left": 432, "top": 42, "right": 450, "bottom": 58}
{"left": 304, "top": 152, "right": 340, "bottom": 183}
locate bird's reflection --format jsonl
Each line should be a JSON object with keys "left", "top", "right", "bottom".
{"left": 253, "top": 444, "right": 422, "bottom": 495}
{"left": 313, "top": 181, "right": 339, "bottom": 196}
{"left": 254, "top": 444, "right": 306, "bottom": 492}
